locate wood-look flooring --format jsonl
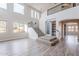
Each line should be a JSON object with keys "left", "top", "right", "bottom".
{"left": 0, "top": 35, "right": 79, "bottom": 56}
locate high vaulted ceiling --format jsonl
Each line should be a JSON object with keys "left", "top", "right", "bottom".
{"left": 26, "top": 3, "right": 60, "bottom": 12}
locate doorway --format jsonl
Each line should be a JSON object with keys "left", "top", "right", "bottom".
{"left": 64, "top": 22, "right": 78, "bottom": 35}
{"left": 60, "top": 19, "right": 79, "bottom": 39}
{"left": 60, "top": 19, "right": 79, "bottom": 46}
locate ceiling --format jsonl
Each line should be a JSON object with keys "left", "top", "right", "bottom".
{"left": 26, "top": 3, "right": 60, "bottom": 12}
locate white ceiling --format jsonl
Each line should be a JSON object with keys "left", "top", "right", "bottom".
{"left": 26, "top": 3, "right": 59, "bottom": 12}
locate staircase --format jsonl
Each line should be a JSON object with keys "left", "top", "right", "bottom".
{"left": 33, "top": 28, "right": 45, "bottom": 37}
{"left": 28, "top": 21, "right": 45, "bottom": 37}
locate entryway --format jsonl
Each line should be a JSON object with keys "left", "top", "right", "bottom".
{"left": 60, "top": 19, "right": 79, "bottom": 39}
{"left": 60, "top": 19, "right": 79, "bottom": 55}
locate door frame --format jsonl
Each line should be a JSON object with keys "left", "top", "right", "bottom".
{"left": 60, "top": 19, "right": 79, "bottom": 39}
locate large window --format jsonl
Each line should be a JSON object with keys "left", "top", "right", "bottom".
{"left": 14, "top": 3, "right": 24, "bottom": 14}
{"left": 13, "top": 22, "right": 28, "bottom": 33}
{"left": 13, "top": 23, "right": 24, "bottom": 33}
{"left": 24, "top": 24, "right": 28, "bottom": 32}
{"left": 36, "top": 12, "right": 40, "bottom": 19}
{"left": 0, "top": 21, "right": 6, "bottom": 33}
{"left": 31, "top": 9, "right": 40, "bottom": 19}
{"left": 31, "top": 9, "right": 34, "bottom": 18}
{"left": 68, "top": 26, "right": 74, "bottom": 32}
{"left": 0, "top": 3, "right": 7, "bottom": 9}
{"left": 67, "top": 23, "right": 78, "bottom": 32}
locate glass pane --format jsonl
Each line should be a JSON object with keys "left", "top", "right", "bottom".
{"left": 0, "top": 3, "right": 7, "bottom": 9}
{"left": 0, "top": 30, "right": 6, "bottom": 33}
{"left": 31, "top": 9, "right": 34, "bottom": 18}
{"left": 24, "top": 24, "right": 28, "bottom": 32}
{"left": 0, "top": 21, "right": 6, "bottom": 33}
{"left": 35, "top": 11, "right": 37, "bottom": 18}
{"left": 75, "top": 26, "right": 78, "bottom": 32}
{"left": 68, "top": 26, "right": 71, "bottom": 28}
{"left": 72, "top": 26, "right": 74, "bottom": 29}
{"left": 13, "top": 22, "right": 24, "bottom": 33}
{"left": 37, "top": 12, "right": 40, "bottom": 19}
{"left": 14, "top": 3, "right": 24, "bottom": 14}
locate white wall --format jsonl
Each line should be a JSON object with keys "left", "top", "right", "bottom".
{"left": 25, "top": 4, "right": 40, "bottom": 28}
{"left": 47, "top": 6, "right": 79, "bottom": 20}
{"left": 28, "top": 27, "right": 38, "bottom": 40}
{"left": 47, "top": 6, "right": 79, "bottom": 38}
{"left": 39, "top": 6, "right": 79, "bottom": 38}
{"left": 0, "top": 3, "right": 41, "bottom": 41}
{"left": 0, "top": 3, "right": 28, "bottom": 41}
{"left": 39, "top": 11, "right": 47, "bottom": 34}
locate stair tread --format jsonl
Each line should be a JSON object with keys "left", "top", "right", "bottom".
{"left": 34, "top": 28, "right": 44, "bottom": 37}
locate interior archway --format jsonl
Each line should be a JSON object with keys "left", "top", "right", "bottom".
{"left": 60, "top": 19, "right": 79, "bottom": 39}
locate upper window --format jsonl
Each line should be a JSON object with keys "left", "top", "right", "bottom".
{"left": 14, "top": 4, "right": 24, "bottom": 14}
{"left": 31, "top": 9, "right": 40, "bottom": 19}
{"left": 24, "top": 24, "right": 28, "bottom": 32}
{"left": 37, "top": 12, "right": 40, "bottom": 19}
{"left": 0, "top": 3, "right": 7, "bottom": 9}
{"left": 0, "top": 21, "right": 6, "bottom": 33}
{"left": 31, "top": 9, "right": 34, "bottom": 18}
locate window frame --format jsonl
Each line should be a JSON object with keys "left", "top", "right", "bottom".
{"left": 31, "top": 9, "right": 40, "bottom": 19}
{"left": 0, "top": 20, "right": 7, "bottom": 33}
{"left": 14, "top": 3, "right": 24, "bottom": 15}
{"left": 67, "top": 23, "right": 78, "bottom": 32}
{"left": 13, "top": 22, "right": 26, "bottom": 33}
{"left": 0, "top": 3, "right": 7, "bottom": 10}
